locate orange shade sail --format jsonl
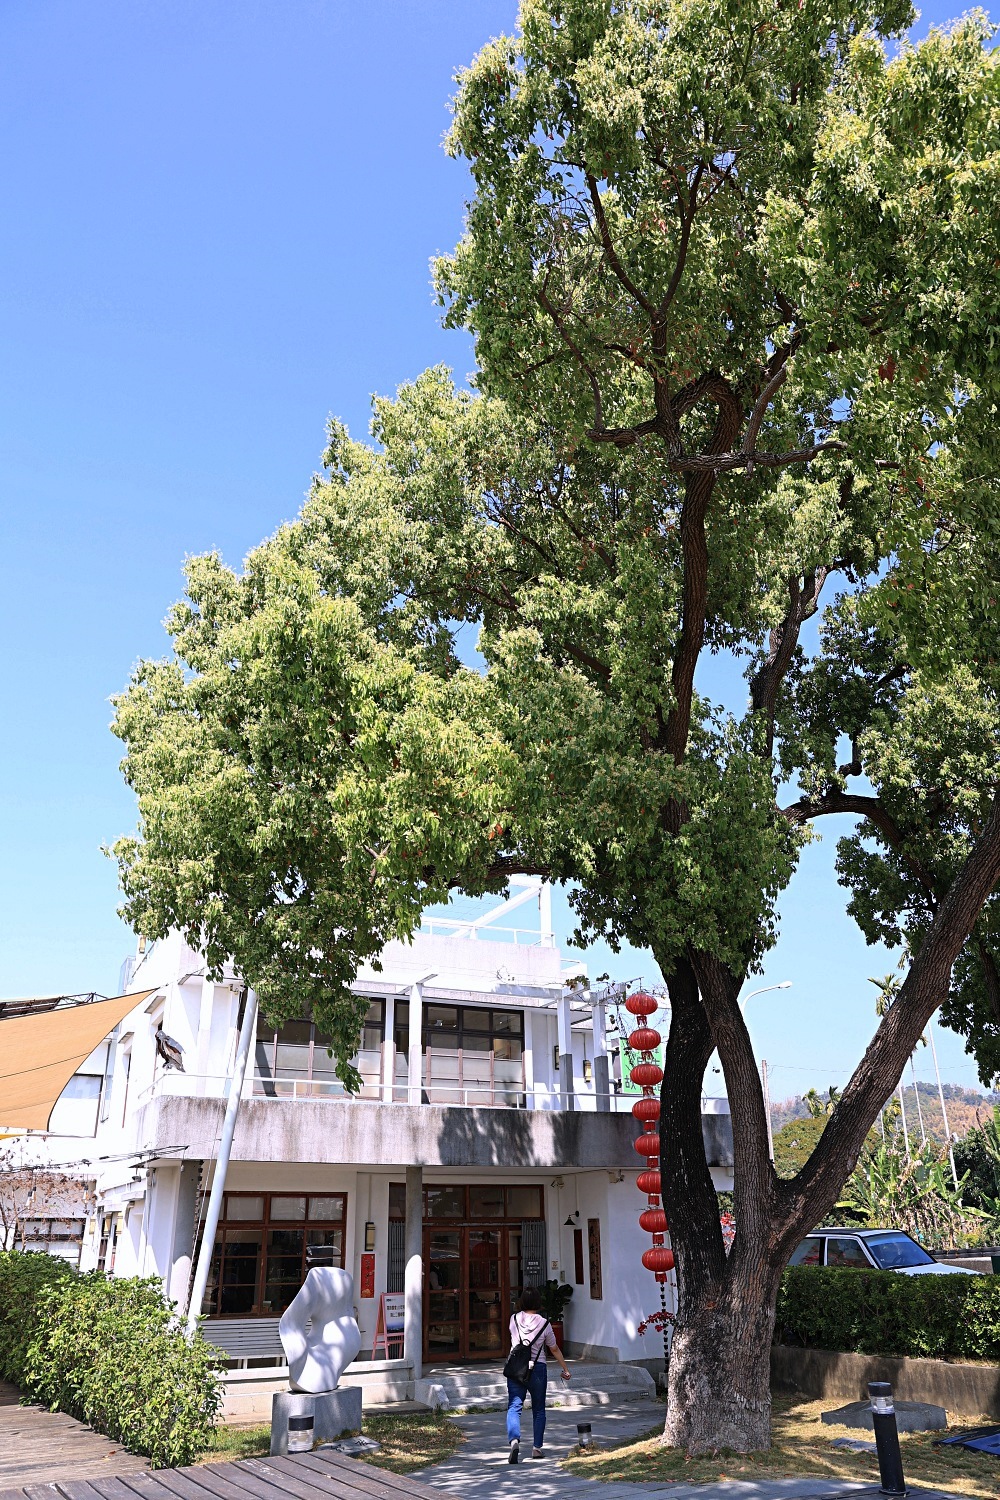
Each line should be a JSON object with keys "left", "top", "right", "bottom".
{"left": 0, "top": 990, "right": 156, "bottom": 1132}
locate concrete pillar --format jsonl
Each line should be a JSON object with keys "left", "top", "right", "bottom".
{"left": 195, "top": 980, "right": 216, "bottom": 1094}
{"left": 168, "top": 1160, "right": 202, "bottom": 1312}
{"left": 592, "top": 996, "right": 611, "bottom": 1113}
{"left": 381, "top": 993, "right": 396, "bottom": 1102}
{"left": 408, "top": 983, "right": 424, "bottom": 1105}
{"left": 557, "top": 993, "right": 576, "bottom": 1111}
{"left": 404, "top": 1165, "right": 423, "bottom": 1380}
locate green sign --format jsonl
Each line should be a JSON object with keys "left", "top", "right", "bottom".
{"left": 618, "top": 1033, "right": 666, "bottom": 1095}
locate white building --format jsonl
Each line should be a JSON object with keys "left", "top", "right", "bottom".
{"left": 15, "top": 889, "right": 733, "bottom": 1404}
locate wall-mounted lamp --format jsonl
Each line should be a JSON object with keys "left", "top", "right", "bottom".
{"left": 564, "top": 1211, "right": 580, "bottom": 1226}
{"left": 364, "top": 1221, "right": 376, "bottom": 1253}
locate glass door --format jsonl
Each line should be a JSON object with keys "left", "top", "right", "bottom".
{"left": 425, "top": 1229, "right": 462, "bottom": 1360}
{"left": 467, "top": 1229, "right": 504, "bottom": 1356}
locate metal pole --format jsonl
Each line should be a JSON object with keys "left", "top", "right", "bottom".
{"left": 761, "top": 1059, "right": 775, "bottom": 1161}
{"left": 185, "top": 987, "right": 258, "bottom": 1335}
{"left": 909, "top": 1054, "right": 927, "bottom": 1147}
{"left": 868, "top": 1382, "right": 906, "bottom": 1495}
{"left": 927, "top": 1020, "right": 959, "bottom": 1190}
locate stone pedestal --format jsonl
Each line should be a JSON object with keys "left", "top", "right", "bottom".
{"left": 270, "top": 1388, "right": 363, "bottom": 1455}
{"left": 821, "top": 1399, "right": 947, "bottom": 1433}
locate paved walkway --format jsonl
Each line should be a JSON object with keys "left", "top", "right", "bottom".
{"left": 0, "top": 1381, "right": 149, "bottom": 1489}
{"left": 417, "top": 1402, "right": 955, "bottom": 1500}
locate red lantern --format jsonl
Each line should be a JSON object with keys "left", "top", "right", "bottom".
{"left": 641, "top": 1246, "right": 675, "bottom": 1274}
{"left": 636, "top": 1169, "right": 661, "bottom": 1195}
{"left": 629, "top": 1061, "right": 663, "bottom": 1087}
{"left": 625, "top": 991, "right": 658, "bottom": 1016}
{"left": 639, "top": 1208, "right": 668, "bottom": 1234}
{"left": 627, "top": 1026, "right": 661, "bottom": 1052}
{"left": 631, "top": 1097, "right": 660, "bottom": 1122}
{"left": 632, "top": 1132, "right": 660, "bottom": 1157}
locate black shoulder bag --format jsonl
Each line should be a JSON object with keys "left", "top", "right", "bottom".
{"left": 503, "top": 1315, "right": 550, "bottom": 1384}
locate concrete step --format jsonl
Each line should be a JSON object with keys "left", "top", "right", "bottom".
{"left": 415, "top": 1362, "right": 656, "bottom": 1411}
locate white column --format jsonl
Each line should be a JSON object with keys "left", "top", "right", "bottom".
{"left": 557, "top": 993, "right": 576, "bottom": 1110}
{"left": 408, "top": 982, "right": 424, "bottom": 1105}
{"left": 381, "top": 992, "right": 396, "bottom": 1102}
{"left": 539, "top": 882, "right": 554, "bottom": 946}
{"left": 592, "top": 995, "right": 611, "bottom": 1113}
{"left": 195, "top": 979, "right": 216, "bottom": 1092}
{"left": 404, "top": 1165, "right": 423, "bottom": 1380}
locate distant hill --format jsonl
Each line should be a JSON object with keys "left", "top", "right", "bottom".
{"left": 769, "top": 1082, "right": 998, "bottom": 1146}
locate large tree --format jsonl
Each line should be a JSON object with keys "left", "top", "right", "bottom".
{"left": 111, "top": 0, "right": 1000, "bottom": 1453}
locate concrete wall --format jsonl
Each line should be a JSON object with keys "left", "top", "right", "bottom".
{"left": 771, "top": 1344, "right": 1000, "bottom": 1420}
{"left": 138, "top": 1094, "right": 733, "bottom": 1171}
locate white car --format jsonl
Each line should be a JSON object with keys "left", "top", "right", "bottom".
{"left": 789, "top": 1227, "right": 982, "bottom": 1275}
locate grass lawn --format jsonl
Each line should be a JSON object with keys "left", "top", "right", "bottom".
{"left": 197, "top": 1411, "right": 464, "bottom": 1476}
{"left": 563, "top": 1395, "right": 1000, "bottom": 1498}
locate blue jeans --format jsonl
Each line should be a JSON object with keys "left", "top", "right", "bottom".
{"left": 506, "top": 1362, "right": 548, "bottom": 1448}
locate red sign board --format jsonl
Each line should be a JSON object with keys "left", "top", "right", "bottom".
{"left": 360, "top": 1252, "right": 375, "bottom": 1299}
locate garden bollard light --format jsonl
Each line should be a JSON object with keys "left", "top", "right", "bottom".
{"left": 868, "top": 1382, "right": 906, "bottom": 1496}
{"left": 287, "top": 1413, "right": 315, "bottom": 1454}
{"left": 577, "top": 1422, "right": 592, "bottom": 1449}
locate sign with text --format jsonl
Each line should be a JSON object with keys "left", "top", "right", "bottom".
{"left": 372, "top": 1291, "right": 405, "bottom": 1357}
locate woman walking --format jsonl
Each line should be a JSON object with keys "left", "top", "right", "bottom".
{"left": 505, "top": 1286, "right": 572, "bottom": 1462}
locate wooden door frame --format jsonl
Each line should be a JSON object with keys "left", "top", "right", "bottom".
{"left": 423, "top": 1222, "right": 516, "bottom": 1362}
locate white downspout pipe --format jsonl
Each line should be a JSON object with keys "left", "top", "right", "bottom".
{"left": 185, "top": 987, "right": 258, "bottom": 1335}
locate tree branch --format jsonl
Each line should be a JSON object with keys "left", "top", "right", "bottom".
{"left": 585, "top": 172, "right": 654, "bottom": 315}
{"left": 783, "top": 790, "right": 1000, "bottom": 1234}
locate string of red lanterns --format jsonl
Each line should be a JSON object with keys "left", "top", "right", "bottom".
{"left": 626, "top": 991, "right": 675, "bottom": 1282}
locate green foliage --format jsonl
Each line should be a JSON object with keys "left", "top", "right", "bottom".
{"left": 0, "top": 1253, "right": 222, "bottom": 1468}
{"left": 773, "top": 1115, "right": 830, "bottom": 1179}
{"left": 0, "top": 1250, "right": 73, "bottom": 1383}
{"left": 837, "top": 1137, "right": 990, "bottom": 1249}
{"left": 540, "top": 1278, "right": 574, "bottom": 1320}
{"left": 108, "top": 3, "right": 1000, "bottom": 1100}
{"left": 776, "top": 1265, "right": 1000, "bottom": 1360}
{"left": 954, "top": 1106, "right": 1000, "bottom": 1211}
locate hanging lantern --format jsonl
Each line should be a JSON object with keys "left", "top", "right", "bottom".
{"left": 629, "top": 1061, "right": 663, "bottom": 1087}
{"left": 641, "top": 1246, "right": 675, "bottom": 1274}
{"left": 624, "top": 990, "right": 675, "bottom": 1289}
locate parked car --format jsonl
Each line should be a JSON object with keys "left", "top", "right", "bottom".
{"left": 788, "top": 1227, "right": 982, "bottom": 1275}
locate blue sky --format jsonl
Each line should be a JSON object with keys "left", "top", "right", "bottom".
{"left": 1, "top": 1, "right": 994, "bottom": 1100}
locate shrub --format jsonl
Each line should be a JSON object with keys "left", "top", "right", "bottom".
{"left": 776, "top": 1266, "right": 1000, "bottom": 1361}
{"left": 0, "top": 1252, "right": 222, "bottom": 1467}
{"left": 0, "top": 1250, "right": 74, "bottom": 1383}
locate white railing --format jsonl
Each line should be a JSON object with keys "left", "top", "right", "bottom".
{"left": 136, "top": 1069, "right": 637, "bottom": 1112}
{"left": 416, "top": 917, "right": 554, "bottom": 946}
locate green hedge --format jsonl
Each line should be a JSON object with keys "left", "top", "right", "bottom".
{"left": 776, "top": 1265, "right": 1000, "bottom": 1361}
{"left": 0, "top": 1252, "right": 223, "bottom": 1467}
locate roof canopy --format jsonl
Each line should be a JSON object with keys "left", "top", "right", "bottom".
{"left": 0, "top": 990, "right": 155, "bottom": 1132}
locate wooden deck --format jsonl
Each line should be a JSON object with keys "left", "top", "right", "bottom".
{"left": 0, "top": 1383, "right": 149, "bottom": 1489}
{"left": 0, "top": 1446, "right": 456, "bottom": 1500}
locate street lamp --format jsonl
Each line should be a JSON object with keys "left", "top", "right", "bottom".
{"left": 740, "top": 982, "right": 792, "bottom": 1161}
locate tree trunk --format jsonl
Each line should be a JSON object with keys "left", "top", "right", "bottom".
{"left": 664, "top": 1260, "right": 781, "bottom": 1453}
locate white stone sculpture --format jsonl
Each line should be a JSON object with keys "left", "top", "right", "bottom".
{"left": 279, "top": 1267, "right": 362, "bottom": 1393}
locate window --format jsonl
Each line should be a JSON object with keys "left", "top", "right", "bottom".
{"left": 864, "top": 1232, "right": 935, "bottom": 1270}
{"left": 394, "top": 1003, "right": 523, "bottom": 1058}
{"left": 200, "top": 1192, "right": 347, "bottom": 1316}
{"left": 254, "top": 1001, "right": 384, "bottom": 1097}
{"left": 788, "top": 1237, "right": 823, "bottom": 1267}
{"left": 397, "top": 1004, "right": 525, "bottom": 1104}
{"left": 421, "top": 1185, "right": 544, "bottom": 1221}
{"left": 825, "top": 1236, "right": 873, "bottom": 1269}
